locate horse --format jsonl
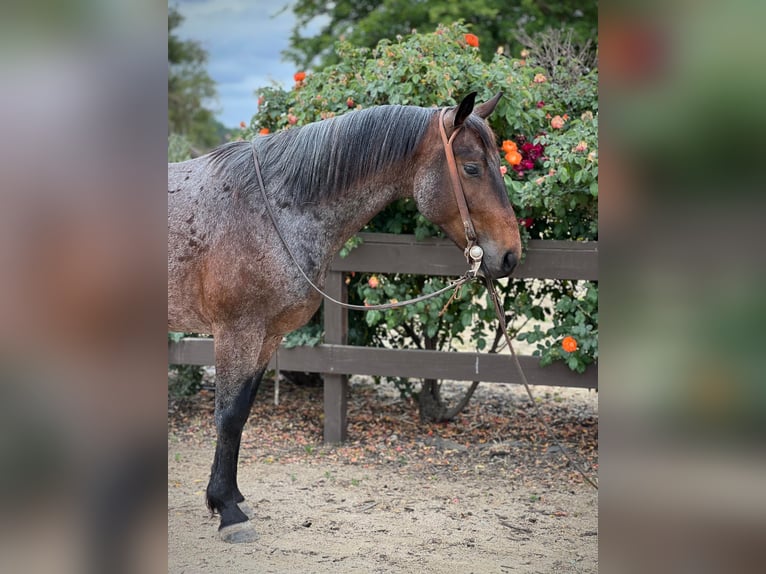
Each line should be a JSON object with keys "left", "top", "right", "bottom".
{"left": 168, "top": 92, "right": 522, "bottom": 542}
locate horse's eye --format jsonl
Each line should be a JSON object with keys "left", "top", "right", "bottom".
{"left": 463, "top": 163, "right": 480, "bottom": 176}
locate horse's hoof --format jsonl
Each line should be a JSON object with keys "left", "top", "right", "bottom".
{"left": 238, "top": 501, "right": 256, "bottom": 519}
{"left": 219, "top": 520, "right": 259, "bottom": 543}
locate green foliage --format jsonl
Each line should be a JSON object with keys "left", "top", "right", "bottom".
{"left": 516, "top": 281, "right": 598, "bottom": 373}
{"left": 283, "top": 322, "right": 323, "bottom": 348}
{"left": 284, "top": 0, "right": 597, "bottom": 71}
{"left": 168, "top": 5, "right": 221, "bottom": 151}
{"left": 168, "top": 133, "right": 192, "bottom": 162}
{"left": 244, "top": 22, "right": 597, "bottom": 382}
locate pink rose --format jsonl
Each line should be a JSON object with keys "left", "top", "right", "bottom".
{"left": 551, "top": 115, "right": 565, "bottom": 129}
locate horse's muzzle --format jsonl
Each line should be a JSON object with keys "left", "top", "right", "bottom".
{"left": 502, "top": 251, "right": 518, "bottom": 276}
{"left": 480, "top": 250, "right": 518, "bottom": 279}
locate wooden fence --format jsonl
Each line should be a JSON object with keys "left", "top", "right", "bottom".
{"left": 169, "top": 233, "right": 598, "bottom": 443}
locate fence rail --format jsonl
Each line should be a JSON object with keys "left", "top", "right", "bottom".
{"left": 169, "top": 233, "right": 598, "bottom": 443}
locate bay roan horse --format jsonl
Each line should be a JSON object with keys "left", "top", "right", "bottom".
{"left": 168, "top": 92, "right": 522, "bottom": 542}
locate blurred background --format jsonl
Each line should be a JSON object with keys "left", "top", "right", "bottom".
{"left": 599, "top": 2, "right": 766, "bottom": 570}
{"left": 0, "top": 1, "right": 764, "bottom": 572}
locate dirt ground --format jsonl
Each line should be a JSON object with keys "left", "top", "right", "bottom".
{"left": 168, "top": 377, "right": 598, "bottom": 573}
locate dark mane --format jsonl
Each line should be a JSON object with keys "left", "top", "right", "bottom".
{"left": 208, "top": 105, "right": 437, "bottom": 203}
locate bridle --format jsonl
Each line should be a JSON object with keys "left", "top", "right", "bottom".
{"left": 437, "top": 107, "right": 484, "bottom": 276}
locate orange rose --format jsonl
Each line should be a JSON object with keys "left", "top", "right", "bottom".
{"left": 505, "top": 151, "right": 522, "bottom": 166}
{"left": 551, "top": 115, "right": 565, "bottom": 129}
{"left": 501, "top": 140, "right": 517, "bottom": 153}
{"left": 562, "top": 336, "right": 578, "bottom": 352}
{"left": 259, "top": 128, "right": 269, "bottom": 135}
{"left": 464, "top": 33, "right": 479, "bottom": 48}
{"left": 239, "top": 121, "right": 246, "bottom": 129}
{"left": 533, "top": 73, "right": 547, "bottom": 83}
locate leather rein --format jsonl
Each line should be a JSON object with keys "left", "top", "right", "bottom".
{"left": 250, "top": 107, "right": 483, "bottom": 311}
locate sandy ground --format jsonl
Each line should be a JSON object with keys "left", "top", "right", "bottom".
{"left": 168, "top": 380, "right": 598, "bottom": 573}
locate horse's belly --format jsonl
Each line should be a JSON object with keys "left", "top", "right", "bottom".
{"left": 167, "top": 303, "right": 209, "bottom": 334}
{"left": 167, "top": 264, "right": 211, "bottom": 334}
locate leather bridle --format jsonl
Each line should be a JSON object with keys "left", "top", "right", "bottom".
{"left": 437, "top": 107, "right": 484, "bottom": 274}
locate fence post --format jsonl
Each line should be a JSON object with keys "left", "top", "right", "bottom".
{"left": 323, "top": 270, "right": 348, "bottom": 443}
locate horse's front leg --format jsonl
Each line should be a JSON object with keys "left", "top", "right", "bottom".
{"left": 206, "top": 326, "right": 262, "bottom": 543}
{"left": 206, "top": 327, "right": 280, "bottom": 543}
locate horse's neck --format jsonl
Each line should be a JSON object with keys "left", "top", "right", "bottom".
{"left": 280, "top": 177, "right": 408, "bottom": 276}
{"left": 325, "top": 181, "right": 406, "bottom": 243}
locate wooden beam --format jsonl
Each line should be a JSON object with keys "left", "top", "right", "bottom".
{"left": 331, "top": 233, "right": 598, "bottom": 280}
{"left": 169, "top": 339, "right": 597, "bottom": 390}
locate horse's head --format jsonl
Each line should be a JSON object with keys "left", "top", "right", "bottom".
{"left": 413, "top": 92, "right": 522, "bottom": 279}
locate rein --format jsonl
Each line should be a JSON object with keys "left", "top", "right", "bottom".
{"left": 249, "top": 107, "right": 483, "bottom": 312}
{"left": 484, "top": 276, "right": 599, "bottom": 490}
{"left": 250, "top": 111, "right": 598, "bottom": 490}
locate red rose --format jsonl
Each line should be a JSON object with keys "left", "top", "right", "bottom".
{"left": 464, "top": 33, "right": 479, "bottom": 48}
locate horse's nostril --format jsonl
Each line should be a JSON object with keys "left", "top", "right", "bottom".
{"left": 503, "top": 251, "right": 518, "bottom": 275}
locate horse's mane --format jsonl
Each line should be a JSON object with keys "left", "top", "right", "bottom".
{"left": 209, "top": 105, "right": 439, "bottom": 204}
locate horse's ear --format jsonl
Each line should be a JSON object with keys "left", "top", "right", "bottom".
{"left": 453, "top": 92, "right": 477, "bottom": 128}
{"left": 474, "top": 92, "right": 503, "bottom": 119}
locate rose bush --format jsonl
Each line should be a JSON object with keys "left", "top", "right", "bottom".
{"left": 242, "top": 22, "right": 598, "bottom": 418}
